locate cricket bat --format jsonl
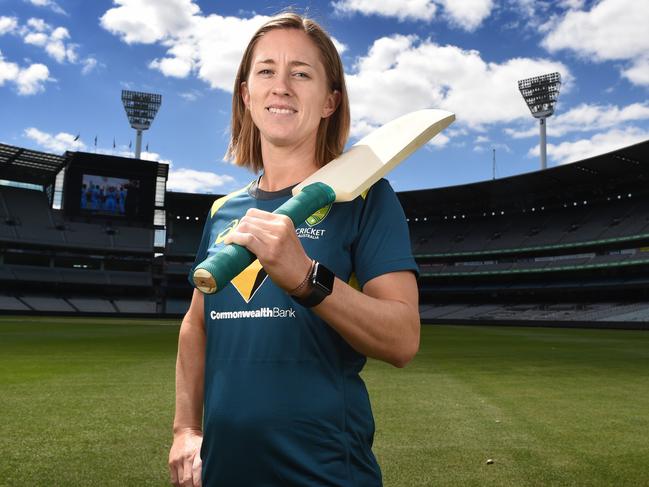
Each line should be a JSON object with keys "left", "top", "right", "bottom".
{"left": 192, "top": 108, "right": 455, "bottom": 294}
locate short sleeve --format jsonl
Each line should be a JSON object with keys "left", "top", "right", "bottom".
{"left": 187, "top": 209, "right": 214, "bottom": 287}
{"left": 352, "top": 178, "right": 419, "bottom": 289}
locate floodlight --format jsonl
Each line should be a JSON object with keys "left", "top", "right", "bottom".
{"left": 518, "top": 72, "right": 561, "bottom": 170}
{"left": 121, "top": 90, "right": 162, "bottom": 159}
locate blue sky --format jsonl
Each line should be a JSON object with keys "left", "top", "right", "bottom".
{"left": 1, "top": 0, "right": 648, "bottom": 194}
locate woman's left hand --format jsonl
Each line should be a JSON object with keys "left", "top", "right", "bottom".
{"left": 223, "top": 207, "right": 312, "bottom": 293}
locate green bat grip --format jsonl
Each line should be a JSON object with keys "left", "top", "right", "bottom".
{"left": 192, "top": 182, "right": 336, "bottom": 294}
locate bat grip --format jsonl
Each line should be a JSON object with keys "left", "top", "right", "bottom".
{"left": 192, "top": 182, "right": 336, "bottom": 294}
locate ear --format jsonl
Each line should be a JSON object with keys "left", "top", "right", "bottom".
{"left": 240, "top": 81, "right": 250, "bottom": 109}
{"left": 321, "top": 90, "right": 341, "bottom": 118}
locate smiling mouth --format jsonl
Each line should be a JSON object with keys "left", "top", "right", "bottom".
{"left": 266, "top": 107, "right": 297, "bottom": 114}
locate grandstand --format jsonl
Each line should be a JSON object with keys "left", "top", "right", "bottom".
{"left": 401, "top": 139, "right": 649, "bottom": 327}
{"left": 1, "top": 139, "right": 648, "bottom": 327}
{"left": 0, "top": 144, "right": 165, "bottom": 315}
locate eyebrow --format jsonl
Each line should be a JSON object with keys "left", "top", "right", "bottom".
{"left": 255, "top": 58, "right": 313, "bottom": 68}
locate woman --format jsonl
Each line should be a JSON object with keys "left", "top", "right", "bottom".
{"left": 169, "top": 12, "right": 420, "bottom": 487}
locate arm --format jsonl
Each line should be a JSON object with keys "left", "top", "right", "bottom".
{"left": 311, "top": 270, "right": 419, "bottom": 368}
{"left": 168, "top": 289, "right": 205, "bottom": 487}
{"left": 224, "top": 208, "right": 420, "bottom": 368}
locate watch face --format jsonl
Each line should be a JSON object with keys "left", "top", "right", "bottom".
{"left": 312, "top": 262, "right": 335, "bottom": 294}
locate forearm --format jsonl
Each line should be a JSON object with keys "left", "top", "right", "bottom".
{"left": 173, "top": 315, "right": 206, "bottom": 434}
{"left": 312, "top": 274, "right": 420, "bottom": 368}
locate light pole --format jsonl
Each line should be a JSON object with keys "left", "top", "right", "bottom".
{"left": 518, "top": 72, "right": 561, "bottom": 170}
{"left": 121, "top": 90, "right": 162, "bottom": 159}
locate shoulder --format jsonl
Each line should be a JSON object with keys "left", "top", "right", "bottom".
{"left": 209, "top": 181, "right": 255, "bottom": 218}
{"left": 364, "top": 178, "right": 394, "bottom": 199}
{"left": 360, "top": 178, "right": 399, "bottom": 207}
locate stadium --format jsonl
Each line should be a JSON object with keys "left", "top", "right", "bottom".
{"left": 1, "top": 135, "right": 649, "bottom": 486}
{"left": 2, "top": 139, "right": 648, "bottom": 326}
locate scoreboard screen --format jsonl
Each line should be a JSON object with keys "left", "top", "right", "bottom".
{"left": 63, "top": 152, "right": 158, "bottom": 224}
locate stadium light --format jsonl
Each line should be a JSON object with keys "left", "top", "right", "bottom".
{"left": 121, "top": 90, "right": 162, "bottom": 159}
{"left": 518, "top": 72, "right": 561, "bottom": 170}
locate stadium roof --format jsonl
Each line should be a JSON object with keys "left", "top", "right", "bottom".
{"left": 0, "top": 143, "right": 66, "bottom": 186}
{"left": 398, "top": 139, "right": 649, "bottom": 218}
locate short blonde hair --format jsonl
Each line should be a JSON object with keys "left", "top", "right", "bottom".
{"left": 226, "top": 12, "right": 350, "bottom": 173}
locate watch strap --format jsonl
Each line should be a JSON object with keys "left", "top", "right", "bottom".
{"left": 291, "top": 261, "right": 334, "bottom": 308}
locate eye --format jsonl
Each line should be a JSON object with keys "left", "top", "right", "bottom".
{"left": 293, "top": 71, "right": 310, "bottom": 79}
{"left": 258, "top": 69, "right": 273, "bottom": 76}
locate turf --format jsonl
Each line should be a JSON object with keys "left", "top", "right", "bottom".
{"left": 0, "top": 317, "right": 648, "bottom": 486}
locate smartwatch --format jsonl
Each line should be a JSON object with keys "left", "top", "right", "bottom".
{"left": 291, "top": 261, "right": 335, "bottom": 308}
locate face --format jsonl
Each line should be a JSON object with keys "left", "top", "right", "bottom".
{"left": 241, "top": 28, "right": 339, "bottom": 152}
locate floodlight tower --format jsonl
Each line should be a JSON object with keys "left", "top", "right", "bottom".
{"left": 518, "top": 72, "right": 561, "bottom": 170}
{"left": 121, "top": 90, "right": 162, "bottom": 159}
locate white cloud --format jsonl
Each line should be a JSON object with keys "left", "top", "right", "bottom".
{"left": 95, "top": 144, "right": 233, "bottom": 194}
{"left": 24, "top": 127, "right": 86, "bottom": 152}
{"left": 0, "top": 53, "right": 19, "bottom": 85}
{"left": 332, "top": 0, "right": 493, "bottom": 29}
{"left": 622, "top": 57, "right": 649, "bottom": 87}
{"left": 179, "top": 89, "right": 202, "bottom": 101}
{"left": 149, "top": 56, "right": 192, "bottom": 78}
{"left": 0, "top": 50, "right": 50, "bottom": 95}
{"left": 81, "top": 57, "right": 99, "bottom": 75}
{"left": 506, "top": 102, "right": 649, "bottom": 138}
{"left": 332, "top": 0, "right": 438, "bottom": 22}
{"left": 529, "top": 127, "right": 649, "bottom": 165}
{"left": 21, "top": 17, "right": 78, "bottom": 63}
{"left": 167, "top": 168, "right": 235, "bottom": 193}
{"left": 346, "top": 34, "right": 570, "bottom": 136}
{"left": 100, "top": 1, "right": 346, "bottom": 91}
{"left": 428, "top": 132, "right": 449, "bottom": 148}
{"left": 0, "top": 16, "right": 18, "bottom": 35}
{"left": 436, "top": 0, "right": 493, "bottom": 31}
{"left": 100, "top": 0, "right": 200, "bottom": 44}
{"left": 542, "top": 0, "right": 649, "bottom": 86}
{"left": 16, "top": 63, "right": 50, "bottom": 94}
{"left": 24, "top": 0, "right": 67, "bottom": 15}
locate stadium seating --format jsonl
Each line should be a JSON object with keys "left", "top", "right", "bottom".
{"left": 411, "top": 197, "right": 648, "bottom": 257}
{"left": 0, "top": 295, "right": 30, "bottom": 311}
{"left": 113, "top": 299, "right": 157, "bottom": 313}
{"left": 20, "top": 296, "right": 76, "bottom": 312}
{"left": 0, "top": 186, "right": 154, "bottom": 253}
{"left": 67, "top": 298, "right": 117, "bottom": 313}
{"left": 166, "top": 299, "right": 190, "bottom": 314}
{"left": 166, "top": 220, "right": 202, "bottom": 257}
{"left": 419, "top": 302, "right": 649, "bottom": 323}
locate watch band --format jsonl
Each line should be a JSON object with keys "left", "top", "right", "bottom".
{"left": 291, "top": 261, "right": 335, "bottom": 308}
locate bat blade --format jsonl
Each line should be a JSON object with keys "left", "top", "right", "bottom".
{"left": 292, "top": 109, "right": 455, "bottom": 202}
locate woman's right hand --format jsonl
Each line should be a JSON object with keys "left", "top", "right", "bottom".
{"left": 168, "top": 428, "right": 203, "bottom": 487}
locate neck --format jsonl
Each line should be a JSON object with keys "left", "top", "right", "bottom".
{"left": 258, "top": 138, "right": 319, "bottom": 191}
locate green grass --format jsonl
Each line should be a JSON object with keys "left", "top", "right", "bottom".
{"left": 1, "top": 317, "right": 648, "bottom": 486}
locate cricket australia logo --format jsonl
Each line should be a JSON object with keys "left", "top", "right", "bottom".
{"left": 306, "top": 203, "right": 331, "bottom": 227}
{"left": 297, "top": 204, "right": 330, "bottom": 240}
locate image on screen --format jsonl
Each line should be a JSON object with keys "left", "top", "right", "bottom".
{"left": 80, "top": 174, "right": 139, "bottom": 216}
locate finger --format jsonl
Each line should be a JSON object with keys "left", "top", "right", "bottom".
{"left": 172, "top": 463, "right": 183, "bottom": 487}
{"left": 182, "top": 458, "right": 193, "bottom": 486}
{"left": 225, "top": 220, "right": 279, "bottom": 253}
{"left": 224, "top": 228, "right": 263, "bottom": 250}
{"left": 192, "top": 453, "right": 203, "bottom": 487}
{"left": 244, "top": 207, "right": 272, "bottom": 218}
{"left": 244, "top": 211, "right": 294, "bottom": 231}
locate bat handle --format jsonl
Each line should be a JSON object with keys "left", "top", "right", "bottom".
{"left": 192, "top": 182, "right": 336, "bottom": 294}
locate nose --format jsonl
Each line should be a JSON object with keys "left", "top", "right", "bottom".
{"left": 271, "top": 70, "right": 292, "bottom": 96}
